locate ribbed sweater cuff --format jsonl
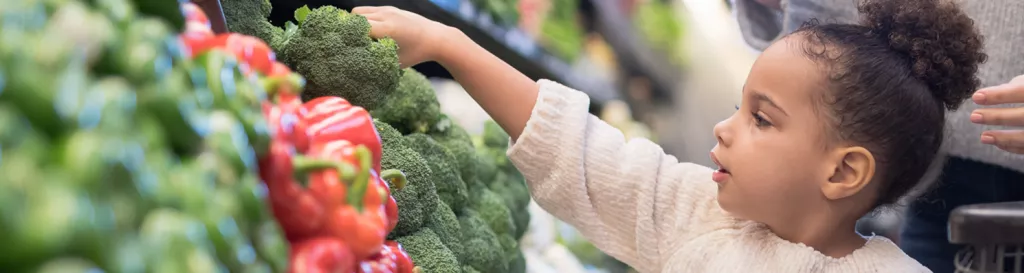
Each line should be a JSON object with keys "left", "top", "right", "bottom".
{"left": 506, "top": 79, "right": 591, "bottom": 176}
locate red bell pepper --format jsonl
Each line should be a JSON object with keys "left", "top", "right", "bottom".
{"left": 385, "top": 241, "right": 416, "bottom": 273}
{"left": 357, "top": 243, "right": 399, "bottom": 273}
{"left": 259, "top": 140, "right": 325, "bottom": 241}
{"left": 311, "top": 142, "right": 389, "bottom": 260}
{"left": 299, "top": 96, "right": 382, "bottom": 173}
{"left": 289, "top": 237, "right": 357, "bottom": 273}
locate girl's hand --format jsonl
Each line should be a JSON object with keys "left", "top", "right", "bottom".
{"left": 352, "top": 6, "right": 457, "bottom": 68}
{"left": 971, "top": 75, "right": 1024, "bottom": 154}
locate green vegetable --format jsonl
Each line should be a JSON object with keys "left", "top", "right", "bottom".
{"left": 425, "top": 202, "right": 465, "bottom": 263}
{"left": 469, "top": 187, "right": 516, "bottom": 242}
{"left": 280, "top": 5, "right": 402, "bottom": 108}
{"left": 430, "top": 116, "right": 479, "bottom": 184}
{"left": 377, "top": 120, "right": 439, "bottom": 236}
{"left": 458, "top": 208, "right": 506, "bottom": 273}
{"left": 404, "top": 133, "right": 468, "bottom": 211}
{"left": 371, "top": 69, "right": 442, "bottom": 134}
{"left": 221, "top": 0, "right": 288, "bottom": 52}
{"left": 394, "top": 229, "right": 461, "bottom": 273}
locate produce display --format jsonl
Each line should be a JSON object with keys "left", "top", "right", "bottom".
{"left": 471, "top": 0, "right": 520, "bottom": 26}
{"left": 539, "top": 0, "right": 585, "bottom": 62}
{"left": 633, "top": 0, "right": 686, "bottom": 66}
{"left": 0, "top": 0, "right": 289, "bottom": 271}
{"left": 1, "top": 0, "right": 423, "bottom": 271}
{"left": 221, "top": 1, "right": 533, "bottom": 272}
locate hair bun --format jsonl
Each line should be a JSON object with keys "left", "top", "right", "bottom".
{"left": 858, "top": 0, "right": 987, "bottom": 110}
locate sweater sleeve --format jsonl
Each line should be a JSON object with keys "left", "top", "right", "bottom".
{"left": 507, "top": 80, "right": 720, "bottom": 272}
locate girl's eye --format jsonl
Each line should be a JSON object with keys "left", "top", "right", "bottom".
{"left": 751, "top": 112, "right": 772, "bottom": 127}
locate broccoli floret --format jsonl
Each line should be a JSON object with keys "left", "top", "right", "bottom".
{"left": 486, "top": 173, "right": 529, "bottom": 240}
{"left": 481, "top": 120, "right": 509, "bottom": 149}
{"left": 470, "top": 187, "right": 516, "bottom": 242}
{"left": 462, "top": 265, "right": 480, "bottom": 273}
{"left": 220, "top": 0, "right": 287, "bottom": 51}
{"left": 394, "top": 229, "right": 461, "bottom": 273}
{"left": 281, "top": 6, "right": 402, "bottom": 108}
{"left": 425, "top": 202, "right": 464, "bottom": 264}
{"left": 403, "top": 133, "right": 469, "bottom": 211}
{"left": 372, "top": 69, "right": 442, "bottom": 134}
{"left": 430, "top": 116, "right": 478, "bottom": 184}
{"left": 475, "top": 151, "right": 499, "bottom": 186}
{"left": 497, "top": 235, "right": 518, "bottom": 267}
{"left": 508, "top": 250, "right": 526, "bottom": 273}
{"left": 376, "top": 120, "right": 438, "bottom": 236}
{"left": 458, "top": 209, "right": 506, "bottom": 273}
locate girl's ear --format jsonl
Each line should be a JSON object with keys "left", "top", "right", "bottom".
{"left": 821, "top": 146, "right": 875, "bottom": 200}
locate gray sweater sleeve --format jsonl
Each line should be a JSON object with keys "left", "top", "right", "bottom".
{"left": 732, "top": 0, "right": 859, "bottom": 51}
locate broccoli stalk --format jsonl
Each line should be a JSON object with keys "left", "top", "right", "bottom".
{"left": 281, "top": 6, "right": 402, "bottom": 107}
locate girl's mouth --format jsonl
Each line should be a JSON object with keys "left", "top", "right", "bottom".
{"left": 709, "top": 152, "right": 731, "bottom": 183}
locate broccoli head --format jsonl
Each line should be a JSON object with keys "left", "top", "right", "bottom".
{"left": 481, "top": 120, "right": 509, "bottom": 149}
{"left": 429, "top": 116, "right": 478, "bottom": 184}
{"left": 220, "top": 0, "right": 287, "bottom": 51}
{"left": 458, "top": 209, "right": 506, "bottom": 273}
{"left": 508, "top": 250, "right": 527, "bottom": 273}
{"left": 376, "top": 120, "right": 438, "bottom": 237}
{"left": 475, "top": 151, "right": 499, "bottom": 186}
{"left": 394, "top": 229, "right": 460, "bottom": 273}
{"left": 497, "top": 235, "right": 519, "bottom": 267}
{"left": 425, "top": 202, "right": 464, "bottom": 264}
{"left": 470, "top": 187, "right": 516, "bottom": 241}
{"left": 403, "top": 133, "right": 468, "bottom": 211}
{"left": 280, "top": 6, "right": 402, "bottom": 108}
{"left": 487, "top": 172, "right": 530, "bottom": 240}
{"left": 372, "top": 69, "right": 442, "bottom": 134}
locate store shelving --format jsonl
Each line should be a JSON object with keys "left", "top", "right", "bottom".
{"left": 264, "top": 0, "right": 619, "bottom": 109}
{"left": 582, "top": 0, "right": 683, "bottom": 102}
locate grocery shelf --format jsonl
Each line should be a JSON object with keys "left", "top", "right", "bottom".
{"left": 582, "top": 0, "right": 683, "bottom": 101}
{"left": 267, "top": 0, "right": 620, "bottom": 107}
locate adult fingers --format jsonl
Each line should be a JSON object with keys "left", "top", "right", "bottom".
{"left": 970, "top": 107, "right": 1024, "bottom": 126}
{"left": 981, "top": 130, "right": 1024, "bottom": 154}
{"left": 973, "top": 76, "right": 1024, "bottom": 105}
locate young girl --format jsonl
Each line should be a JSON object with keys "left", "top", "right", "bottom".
{"left": 353, "top": 0, "right": 985, "bottom": 271}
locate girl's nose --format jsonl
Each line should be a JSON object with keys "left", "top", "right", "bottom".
{"left": 713, "top": 118, "right": 733, "bottom": 147}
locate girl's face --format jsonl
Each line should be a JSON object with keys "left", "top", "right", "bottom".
{"left": 710, "top": 36, "right": 835, "bottom": 226}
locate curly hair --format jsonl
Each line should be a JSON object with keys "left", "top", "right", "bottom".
{"left": 794, "top": 0, "right": 987, "bottom": 207}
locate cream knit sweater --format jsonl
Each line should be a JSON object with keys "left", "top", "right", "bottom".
{"left": 508, "top": 80, "right": 930, "bottom": 273}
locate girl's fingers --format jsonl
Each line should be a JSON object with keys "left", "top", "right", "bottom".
{"left": 352, "top": 6, "right": 381, "bottom": 15}
{"left": 973, "top": 78, "right": 1024, "bottom": 105}
{"left": 365, "top": 20, "right": 392, "bottom": 39}
{"left": 981, "top": 130, "right": 1024, "bottom": 154}
{"left": 970, "top": 107, "right": 1024, "bottom": 126}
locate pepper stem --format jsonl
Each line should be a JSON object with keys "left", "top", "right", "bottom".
{"left": 381, "top": 169, "right": 407, "bottom": 190}
{"left": 344, "top": 145, "right": 373, "bottom": 211}
{"left": 291, "top": 156, "right": 339, "bottom": 173}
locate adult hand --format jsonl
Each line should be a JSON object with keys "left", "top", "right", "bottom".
{"left": 971, "top": 75, "right": 1024, "bottom": 154}
{"left": 352, "top": 6, "right": 457, "bottom": 68}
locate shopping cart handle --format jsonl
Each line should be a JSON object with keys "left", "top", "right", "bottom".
{"left": 948, "top": 201, "right": 1024, "bottom": 245}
